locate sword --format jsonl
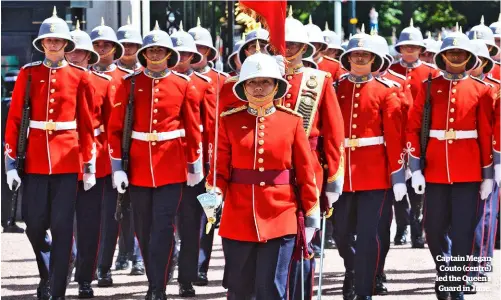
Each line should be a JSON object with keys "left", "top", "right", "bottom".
{"left": 317, "top": 207, "right": 333, "bottom": 300}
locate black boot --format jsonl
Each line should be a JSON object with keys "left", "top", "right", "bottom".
{"left": 115, "top": 253, "right": 129, "bottom": 270}
{"left": 355, "top": 296, "right": 371, "bottom": 300}
{"left": 166, "top": 251, "right": 178, "bottom": 284}
{"left": 130, "top": 261, "right": 145, "bottom": 275}
{"left": 435, "top": 280, "right": 450, "bottom": 300}
{"left": 151, "top": 290, "right": 167, "bottom": 300}
{"left": 2, "top": 223, "right": 24, "bottom": 233}
{"left": 193, "top": 272, "right": 208, "bottom": 286}
{"left": 37, "top": 279, "right": 51, "bottom": 300}
{"left": 49, "top": 297, "right": 65, "bottom": 300}
{"left": 381, "top": 272, "right": 387, "bottom": 282}
{"left": 374, "top": 274, "right": 388, "bottom": 295}
{"left": 394, "top": 226, "right": 408, "bottom": 245}
{"left": 325, "top": 237, "right": 337, "bottom": 249}
{"left": 97, "top": 268, "right": 113, "bottom": 287}
{"left": 145, "top": 284, "right": 154, "bottom": 300}
{"left": 179, "top": 282, "right": 196, "bottom": 297}
{"left": 411, "top": 236, "right": 426, "bottom": 248}
{"left": 78, "top": 282, "right": 94, "bottom": 298}
{"left": 342, "top": 271, "right": 356, "bottom": 300}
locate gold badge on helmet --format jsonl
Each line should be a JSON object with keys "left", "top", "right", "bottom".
{"left": 152, "top": 34, "right": 159, "bottom": 42}
{"left": 452, "top": 38, "right": 458, "bottom": 46}
{"left": 176, "top": 39, "right": 183, "bottom": 46}
{"left": 98, "top": 29, "right": 104, "bottom": 36}
{"left": 325, "top": 37, "right": 331, "bottom": 43}
{"left": 50, "top": 23, "right": 56, "bottom": 33}
{"left": 357, "top": 39, "right": 364, "bottom": 47}
{"left": 124, "top": 31, "right": 131, "bottom": 38}
{"left": 194, "top": 33, "right": 200, "bottom": 40}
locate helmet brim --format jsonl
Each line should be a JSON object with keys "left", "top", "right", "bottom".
{"left": 137, "top": 45, "right": 180, "bottom": 69}
{"left": 233, "top": 75, "right": 289, "bottom": 102}
{"left": 33, "top": 35, "right": 76, "bottom": 53}
{"left": 433, "top": 47, "right": 478, "bottom": 72}
{"left": 340, "top": 48, "right": 384, "bottom": 73}
{"left": 92, "top": 38, "right": 124, "bottom": 60}
{"left": 238, "top": 38, "right": 269, "bottom": 65}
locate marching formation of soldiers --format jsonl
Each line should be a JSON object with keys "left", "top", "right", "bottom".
{"left": 3, "top": 5, "right": 500, "bottom": 300}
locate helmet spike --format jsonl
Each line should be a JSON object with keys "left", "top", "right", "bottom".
{"left": 127, "top": 15, "right": 131, "bottom": 25}
{"left": 481, "top": 15, "right": 485, "bottom": 25}
{"left": 349, "top": 33, "right": 353, "bottom": 39}
{"left": 288, "top": 5, "right": 293, "bottom": 18}
{"left": 197, "top": 17, "right": 201, "bottom": 27}
{"left": 499, "top": 13, "right": 501, "bottom": 22}
{"left": 361, "top": 23, "right": 365, "bottom": 33}
{"left": 76, "top": 19, "right": 81, "bottom": 31}
{"left": 179, "top": 20, "right": 184, "bottom": 31}
{"left": 153, "top": 20, "right": 159, "bottom": 31}
{"left": 460, "top": 26, "right": 463, "bottom": 33}
{"left": 438, "top": 32, "right": 442, "bottom": 41}
{"left": 101, "top": 17, "right": 105, "bottom": 26}
{"left": 410, "top": 18, "right": 414, "bottom": 27}
{"left": 473, "top": 30, "right": 477, "bottom": 40}
{"left": 53, "top": 6, "right": 57, "bottom": 17}
{"left": 255, "top": 39, "right": 260, "bottom": 52}
{"left": 427, "top": 31, "right": 431, "bottom": 39}
{"left": 325, "top": 21, "right": 329, "bottom": 31}
{"left": 456, "top": 22, "right": 459, "bottom": 32}
{"left": 309, "top": 15, "right": 313, "bottom": 25}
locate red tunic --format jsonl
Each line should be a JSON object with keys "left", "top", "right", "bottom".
{"left": 490, "top": 62, "right": 500, "bottom": 81}
{"left": 317, "top": 56, "right": 343, "bottom": 81}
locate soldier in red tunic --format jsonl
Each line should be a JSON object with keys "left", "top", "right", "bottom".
{"left": 206, "top": 51, "right": 319, "bottom": 300}
{"left": 5, "top": 9, "right": 95, "bottom": 299}
{"left": 116, "top": 16, "right": 143, "bottom": 73}
{"left": 108, "top": 23, "right": 203, "bottom": 300}
{"left": 406, "top": 32, "right": 494, "bottom": 300}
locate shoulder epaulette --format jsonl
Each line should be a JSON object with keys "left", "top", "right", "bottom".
{"left": 487, "top": 75, "right": 501, "bottom": 84}
{"left": 224, "top": 75, "right": 239, "bottom": 84}
{"left": 124, "top": 71, "right": 141, "bottom": 80}
{"left": 375, "top": 77, "right": 394, "bottom": 88}
{"left": 337, "top": 73, "right": 349, "bottom": 83}
{"left": 220, "top": 105, "right": 247, "bottom": 117}
{"left": 91, "top": 71, "right": 112, "bottom": 81}
{"left": 276, "top": 105, "right": 302, "bottom": 117}
{"left": 194, "top": 71, "right": 212, "bottom": 83}
{"left": 388, "top": 69, "right": 406, "bottom": 81}
{"left": 172, "top": 71, "right": 191, "bottom": 81}
{"left": 471, "top": 76, "right": 489, "bottom": 86}
{"left": 495, "top": 61, "right": 500, "bottom": 66}
{"left": 383, "top": 77, "right": 401, "bottom": 88}
{"left": 22, "top": 61, "right": 42, "bottom": 69}
{"left": 323, "top": 56, "right": 340, "bottom": 63}
{"left": 422, "top": 62, "right": 438, "bottom": 69}
{"left": 212, "top": 68, "right": 230, "bottom": 78}
{"left": 422, "top": 74, "right": 442, "bottom": 83}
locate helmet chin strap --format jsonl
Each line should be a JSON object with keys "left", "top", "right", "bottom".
{"left": 142, "top": 52, "right": 172, "bottom": 65}
{"left": 286, "top": 44, "right": 306, "bottom": 62}
{"left": 100, "top": 46, "right": 116, "bottom": 58}
{"left": 244, "top": 83, "right": 279, "bottom": 107}
{"left": 42, "top": 41, "right": 68, "bottom": 54}
{"left": 441, "top": 53, "right": 471, "bottom": 68}
{"left": 348, "top": 55, "right": 376, "bottom": 67}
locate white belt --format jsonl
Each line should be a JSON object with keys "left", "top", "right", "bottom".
{"left": 29, "top": 120, "right": 77, "bottom": 131}
{"left": 180, "top": 125, "right": 204, "bottom": 137}
{"left": 131, "top": 129, "right": 183, "bottom": 142}
{"left": 344, "top": 136, "right": 385, "bottom": 148}
{"left": 429, "top": 129, "right": 478, "bottom": 140}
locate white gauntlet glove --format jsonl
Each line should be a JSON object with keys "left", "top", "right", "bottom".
{"left": 113, "top": 171, "right": 129, "bottom": 194}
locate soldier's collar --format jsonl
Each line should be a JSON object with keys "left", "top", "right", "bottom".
{"left": 144, "top": 68, "right": 170, "bottom": 79}
{"left": 178, "top": 69, "right": 194, "bottom": 76}
{"left": 472, "top": 73, "right": 485, "bottom": 81}
{"left": 195, "top": 65, "right": 211, "bottom": 74}
{"left": 347, "top": 73, "right": 373, "bottom": 83}
{"left": 117, "top": 61, "right": 141, "bottom": 72}
{"left": 93, "top": 63, "right": 117, "bottom": 73}
{"left": 247, "top": 102, "right": 276, "bottom": 117}
{"left": 285, "top": 63, "right": 304, "bottom": 75}
{"left": 442, "top": 71, "right": 468, "bottom": 81}
{"left": 400, "top": 58, "right": 422, "bottom": 69}
{"left": 43, "top": 58, "right": 67, "bottom": 69}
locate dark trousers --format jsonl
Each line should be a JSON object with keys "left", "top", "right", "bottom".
{"left": 74, "top": 178, "right": 103, "bottom": 283}
{"left": 97, "top": 175, "right": 120, "bottom": 271}
{"left": 22, "top": 173, "right": 77, "bottom": 297}
{"left": 177, "top": 180, "right": 204, "bottom": 283}
{"left": 288, "top": 250, "right": 316, "bottom": 300}
{"left": 130, "top": 183, "right": 182, "bottom": 291}
{"left": 223, "top": 235, "right": 295, "bottom": 300}
{"left": 393, "top": 180, "right": 425, "bottom": 242}
{"left": 332, "top": 190, "right": 392, "bottom": 296}
{"left": 117, "top": 207, "right": 142, "bottom": 263}
{"left": 424, "top": 182, "right": 480, "bottom": 288}
{"left": 378, "top": 191, "right": 394, "bottom": 275}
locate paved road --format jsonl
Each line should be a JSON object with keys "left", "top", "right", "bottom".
{"left": 2, "top": 223, "right": 500, "bottom": 299}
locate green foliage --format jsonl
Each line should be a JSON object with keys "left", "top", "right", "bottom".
{"left": 378, "top": 1, "right": 403, "bottom": 28}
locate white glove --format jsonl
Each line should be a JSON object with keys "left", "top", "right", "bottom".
{"left": 6, "top": 169, "right": 21, "bottom": 191}
{"left": 326, "top": 192, "right": 340, "bottom": 207}
{"left": 305, "top": 227, "right": 316, "bottom": 244}
{"left": 495, "top": 164, "right": 501, "bottom": 187}
{"left": 411, "top": 170, "right": 426, "bottom": 195}
{"left": 480, "top": 179, "right": 494, "bottom": 200}
{"left": 113, "top": 170, "right": 129, "bottom": 194}
{"left": 83, "top": 173, "right": 96, "bottom": 191}
{"left": 187, "top": 172, "right": 204, "bottom": 187}
{"left": 393, "top": 183, "right": 407, "bottom": 201}
{"left": 274, "top": 55, "right": 285, "bottom": 76}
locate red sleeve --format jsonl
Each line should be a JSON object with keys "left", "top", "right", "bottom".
{"left": 382, "top": 88, "right": 405, "bottom": 184}
{"left": 182, "top": 80, "right": 203, "bottom": 174}
{"left": 405, "top": 80, "right": 427, "bottom": 171}
{"left": 107, "top": 78, "right": 128, "bottom": 171}
{"left": 494, "top": 95, "right": 500, "bottom": 165}
{"left": 321, "top": 76, "right": 346, "bottom": 194}
{"left": 477, "top": 84, "right": 494, "bottom": 176}
{"left": 206, "top": 115, "right": 231, "bottom": 194}
{"left": 77, "top": 71, "right": 97, "bottom": 171}
{"left": 102, "top": 81, "right": 114, "bottom": 134}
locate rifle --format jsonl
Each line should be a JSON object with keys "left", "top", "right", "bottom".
{"left": 114, "top": 74, "right": 135, "bottom": 221}
{"left": 419, "top": 73, "right": 433, "bottom": 171}
{"left": 6, "top": 60, "right": 33, "bottom": 230}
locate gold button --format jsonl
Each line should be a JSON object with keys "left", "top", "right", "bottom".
{"left": 351, "top": 147, "right": 356, "bottom": 151}
{"left": 352, "top": 135, "right": 356, "bottom": 139}
{"left": 258, "top": 158, "right": 264, "bottom": 163}
{"left": 407, "top": 84, "right": 411, "bottom": 89}
{"left": 352, "top": 124, "right": 357, "bottom": 129}
{"left": 155, "top": 80, "right": 159, "bottom": 84}
{"left": 258, "top": 148, "right": 264, "bottom": 154}
{"left": 48, "top": 131, "right": 53, "bottom": 135}
{"left": 259, "top": 125, "right": 265, "bottom": 130}
{"left": 448, "top": 140, "right": 453, "bottom": 144}
{"left": 453, "top": 81, "right": 457, "bottom": 85}
{"left": 355, "top": 93, "right": 360, "bottom": 98}
{"left": 450, "top": 108, "right": 455, "bottom": 113}
{"left": 287, "top": 75, "right": 293, "bottom": 80}
{"left": 323, "top": 164, "right": 328, "bottom": 170}
{"left": 258, "top": 140, "right": 264, "bottom": 145}
{"left": 259, "top": 167, "right": 264, "bottom": 172}
{"left": 51, "top": 79, "right": 56, "bottom": 83}
{"left": 153, "top": 119, "right": 157, "bottom": 124}
{"left": 260, "top": 182, "right": 265, "bottom": 186}
{"left": 407, "top": 76, "right": 412, "bottom": 80}
{"left": 452, "top": 89, "right": 456, "bottom": 93}
{"left": 49, "top": 119, "right": 53, "bottom": 122}
{"left": 451, "top": 98, "right": 456, "bottom": 103}
{"left": 152, "top": 142, "right": 157, "bottom": 146}
{"left": 51, "top": 70, "right": 56, "bottom": 74}
{"left": 354, "top": 103, "right": 359, "bottom": 108}
{"left": 286, "top": 94, "right": 291, "bottom": 99}
{"left": 259, "top": 132, "right": 265, "bottom": 137}
{"left": 356, "top": 84, "right": 361, "bottom": 88}
{"left": 155, "top": 88, "right": 159, "bottom": 92}
{"left": 50, "top": 98, "right": 55, "bottom": 103}
{"left": 153, "top": 109, "right": 158, "bottom": 113}
{"left": 154, "top": 98, "right": 159, "bottom": 103}
{"left": 286, "top": 103, "right": 291, "bottom": 108}
{"left": 407, "top": 69, "right": 412, "bottom": 73}
{"left": 353, "top": 114, "right": 358, "bottom": 118}
{"left": 259, "top": 117, "right": 265, "bottom": 122}
{"left": 49, "top": 109, "right": 54, "bottom": 113}
{"left": 153, "top": 130, "right": 157, "bottom": 133}
{"left": 449, "top": 118, "right": 454, "bottom": 123}
{"left": 50, "top": 89, "right": 55, "bottom": 93}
